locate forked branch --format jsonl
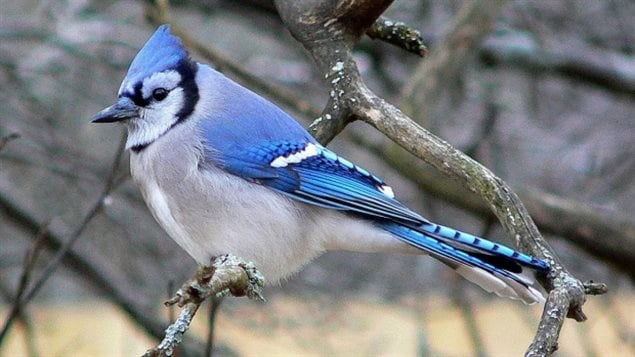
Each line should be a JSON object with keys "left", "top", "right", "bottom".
{"left": 274, "top": 0, "right": 606, "bottom": 356}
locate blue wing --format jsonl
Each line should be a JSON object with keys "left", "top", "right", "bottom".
{"left": 195, "top": 76, "right": 422, "bottom": 224}
{"left": 215, "top": 140, "right": 427, "bottom": 226}
{"left": 204, "top": 133, "right": 548, "bottom": 274}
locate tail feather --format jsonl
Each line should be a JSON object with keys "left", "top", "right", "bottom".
{"left": 454, "top": 265, "right": 546, "bottom": 304}
{"left": 380, "top": 222, "right": 549, "bottom": 305}
{"left": 418, "top": 222, "right": 549, "bottom": 273}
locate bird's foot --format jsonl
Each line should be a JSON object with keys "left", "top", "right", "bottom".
{"left": 212, "top": 254, "right": 266, "bottom": 301}
{"left": 165, "top": 254, "right": 265, "bottom": 308}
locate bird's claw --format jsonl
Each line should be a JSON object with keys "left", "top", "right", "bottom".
{"left": 165, "top": 254, "right": 265, "bottom": 307}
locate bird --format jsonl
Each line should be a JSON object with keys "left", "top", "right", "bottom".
{"left": 92, "top": 25, "right": 549, "bottom": 304}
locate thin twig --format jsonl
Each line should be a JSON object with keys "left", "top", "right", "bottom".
{"left": 0, "top": 133, "right": 20, "bottom": 152}
{"left": 0, "top": 222, "right": 48, "bottom": 344}
{"left": 0, "top": 281, "right": 40, "bottom": 357}
{"left": 204, "top": 297, "right": 223, "bottom": 357}
{"left": 479, "top": 36, "right": 635, "bottom": 96}
{"left": 13, "top": 222, "right": 50, "bottom": 306}
{"left": 367, "top": 16, "right": 428, "bottom": 57}
{"left": 450, "top": 274, "right": 488, "bottom": 357}
{"left": 448, "top": 221, "right": 497, "bottom": 357}
{"left": 17, "top": 312, "right": 39, "bottom": 357}
{"left": 416, "top": 327, "right": 431, "bottom": 357}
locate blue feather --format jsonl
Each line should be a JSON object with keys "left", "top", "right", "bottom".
{"left": 380, "top": 222, "right": 538, "bottom": 281}
{"left": 416, "top": 222, "right": 549, "bottom": 272}
{"left": 120, "top": 25, "right": 189, "bottom": 95}
{"left": 199, "top": 72, "right": 316, "bottom": 176}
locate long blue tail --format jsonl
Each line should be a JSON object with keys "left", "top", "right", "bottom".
{"left": 380, "top": 221, "right": 549, "bottom": 304}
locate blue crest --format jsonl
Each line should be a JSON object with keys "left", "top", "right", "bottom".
{"left": 119, "top": 25, "right": 190, "bottom": 94}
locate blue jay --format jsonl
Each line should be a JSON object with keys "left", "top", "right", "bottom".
{"left": 92, "top": 25, "right": 549, "bottom": 304}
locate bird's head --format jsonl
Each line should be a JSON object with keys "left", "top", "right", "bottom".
{"left": 92, "top": 25, "right": 199, "bottom": 151}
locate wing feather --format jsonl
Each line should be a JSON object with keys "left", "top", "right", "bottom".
{"left": 210, "top": 141, "right": 425, "bottom": 225}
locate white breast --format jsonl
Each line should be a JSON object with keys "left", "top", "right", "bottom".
{"left": 128, "top": 124, "right": 326, "bottom": 280}
{"left": 130, "top": 138, "right": 212, "bottom": 264}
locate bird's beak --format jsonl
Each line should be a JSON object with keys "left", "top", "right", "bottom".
{"left": 91, "top": 97, "right": 139, "bottom": 123}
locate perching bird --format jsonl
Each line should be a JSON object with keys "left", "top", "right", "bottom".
{"left": 92, "top": 25, "right": 549, "bottom": 304}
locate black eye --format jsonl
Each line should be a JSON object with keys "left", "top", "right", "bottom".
{"left": 152, "top": 88, "right": 169, "bottom": 101}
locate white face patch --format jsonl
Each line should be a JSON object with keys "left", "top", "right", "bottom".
{"left": 140, "top": 70, "right": 182, "bottom": 99}
{"left": 118, "top": 70, "right": 182, "bottom": 97}
{"left": 121, "top": 70, "right": 189, "bottom": 149}
{"left": 378, "top": 184, "right": 395, "bottom": 199}
{"left": 270, "top": 143, "right": 319, "bottom": 168}
{"left": 125, "top": 86, "right": 185, "bottom": 149}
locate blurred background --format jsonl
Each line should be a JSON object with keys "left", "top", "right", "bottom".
{"left": 1, "top": 0, "right": 634, "bottom": 356}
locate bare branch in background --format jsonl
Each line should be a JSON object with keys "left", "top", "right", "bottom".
{"left": 0, "top": 155, "right": 218, "bottom": 355}
{"left": 400, "top": 0, "right": 507, "bottom": 126}
{"left": 0, "top": 186, "right": 207, "bottom": 354}
{"left": 205, "top": 296, "right": 224, "bottom": 357}
{"left": 479, "top": 39, "right": 635, "bottom": 97}
{"left": 0, "top": 133, "right": 20, "bottom": 152}
{"left": 0, "top": 133, "right": 127, "bottom": 344}
{"left": 451, "top": 275, "right": 488, "bottom": 357}
{"left": 450, "top": 222, "right": 498, "bottom": 357}
{"left": 0, "top": 283, "right": 39, "bottom": 357}
{"left": 0, "top": 222, "right": 48, "bottom": 344}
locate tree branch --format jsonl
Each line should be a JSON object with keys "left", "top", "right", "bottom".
{"left": 0, "top": 222, "right": 48, "bottom": 344}
{"left": 0, "top": 133, "right": 20, "bottom": 152}
{"left": 479, "top": 37, "right": 635, "bottom": 96}
{"left": 275, "top": 0, "right": 394, "bottom": 143}
{"left": 273, "top": 1, "right": 605, "bottom": 356}
{"left": 366, "top": 16, "right": 428, "bottom": 57}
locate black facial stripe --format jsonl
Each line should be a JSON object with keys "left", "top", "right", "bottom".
{"left": 128, "top": 60, "right": 199, "bottom": 154}
{"left": 131, "top": 82, "right": 150, "bottom": 107}
{"left": 131, "top": 143, "right": 149, "bottom": 153}
{"left": 174, "top": 59, "right": 199, "bottom": 123}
